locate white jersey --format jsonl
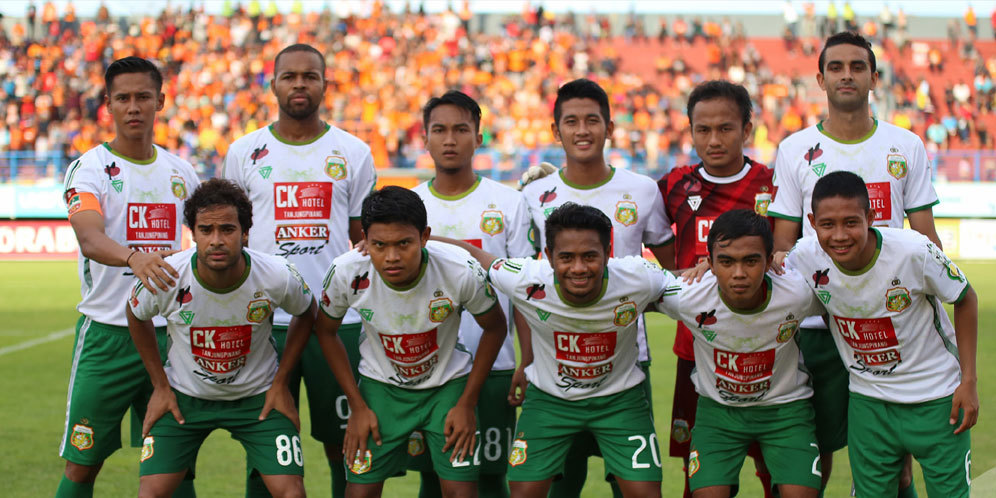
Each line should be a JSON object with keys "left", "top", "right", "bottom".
{"left": 787, "top": 228, "right": 969, "bottom": 403}
{"left": 223, "top": 123, "right": 377, "bottom": 326}
{"left": 129, "top": 248, "right": 313, "bottom": 400}
{"left": 655, "top": 271, "right": 823, "bottom": 406}
{"left": 413, "top": 176, "right": 533, "bottom": 371}
{"left": 769, "top": 119, "right": 938, "bottom": 329}
{"left": 522, "top": 167, "right": 674, "bottom": 362}
{"left": 320, "top": 242, "right": 497, "bottom": 389}
{"left": 63, "top": 143, "right": 200, "bottom": 327}
{"left": 488, "top": 256, "right": 669, "bottom": 400}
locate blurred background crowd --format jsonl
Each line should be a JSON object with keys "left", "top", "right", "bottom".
{"left": 0, "top": 0, "right": 994, "bottom": 182}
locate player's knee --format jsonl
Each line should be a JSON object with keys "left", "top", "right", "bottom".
{"left": 64, "top": 461, "right": 101, "bottom": 483}
{"left": 440, "top": 480, "right": 477, "bottom": 498}
{"left": 345, "top": 482, "right": 384, "bottom": 498}
{"left": 272, "top": 479, "right": 306, "bottom": 498}
{"left": 509, "top": 480, "right": 551, "bottom": 498}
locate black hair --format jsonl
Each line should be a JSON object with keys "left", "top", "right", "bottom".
{"left": 184, "top": 178, "right": 253, "bottom": 233}
{"left": 818, "top": 31, "right": 877, "bottom": 75}
{"left": 274, "top": 43, "right": 326, "bottom": 77}
{"left": 687, "top": 80, "right": 753, "bottom": 128}
{"left": 104, "top": 56, "right": 164, "bottom": 96}
{"left": 707, "top": 209, "right": 774, "bottom": 257}
{"left": 553, "top": 78, "right": 611, "bottom": 125}
{"left": 423, "top": 90, "right": 482, "bottom": 132}
{"left": 361, "top": 186, "right": 427, "bottom": 233}
{"left": 811, "top": 170, "right": 870, "bottom": 214}
{"left": 544, "top": 202, "right": 612, "bottom": 252}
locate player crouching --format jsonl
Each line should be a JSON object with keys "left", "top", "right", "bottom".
{"left": 127, "top": 178, "right": 316, "bottom": 498}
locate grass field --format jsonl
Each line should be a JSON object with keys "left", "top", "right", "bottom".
{"left": 2, "top": 260, "right": 994, "bottom": 497}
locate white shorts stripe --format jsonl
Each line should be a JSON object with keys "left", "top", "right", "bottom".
{"left": 59, "top": 317, "right": 91, "bottom": 457}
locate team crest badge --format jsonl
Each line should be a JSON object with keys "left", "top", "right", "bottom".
{"left": 70, "top": 424, "right": 94, "bottom": 451}
{"left": 945, "top": 261, "right": 964, "bottom": 282}
{"left": 246, "top": 299, "right": 272, "bottom": 323}
{"left": 615, "top": 200, "right": 638, "bottom": 226}
{"left": 480, "top": 210, "right": 505, "bottom": 236}
{"left": 671, "top": 419, "right": 691, "bottom": 444}
{"left": 613, "top": 301, "right": 638, "bottom": 327}
{"left": 407, "top": 431, "right": 426, "bottom": 456}
{"left": 688, "top": 450, "right": 701, "bottom": 477}
{"left": 350, "top": 449, "right": 372, "bottom": 474}
{"left": 887, "top": 153, "right": 908, "bottom": 180}
{"left": 325, "top": 155, "right": 347, "bottom": 180}
{"left": 885, "top": 287, "right": 912, "bottom": 313}
{"left": 509, "top": 439, "right": 528, "bottom": 466}
{"left": 754, "top": 192, "right": 772, "bottom": 216}
{"left": 170, "top": 176, "right": 188, "bottom": 199}
{"left": 140, "top": 436, "right": 155, "bottom": 462}
{"left": 429, "top": 297, "right": 454, "bottom": 323}
{"left": 777, "top": 320, "right": 799, "bottom": 343}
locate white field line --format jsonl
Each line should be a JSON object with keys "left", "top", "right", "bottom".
{"left": 0, "top": 327, "right": 74, "bottom": 357}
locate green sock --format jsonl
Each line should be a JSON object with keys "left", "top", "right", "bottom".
{"left": 172, "top": 477, "right": 196, "bottom": 498}
{"left": 478, "top": 473, "right": 509, "bottom": 498}
{"left": 417, "top": 470, "right": 442, "bottom": 498}
{"left": 898, "top": 479, "right": 918, "bottom": 498}
{"left": 56, "top": 475, "right": 94, "bottom": 498}
{"left": 331, "top": 461, "right": 347, "bottom": 498}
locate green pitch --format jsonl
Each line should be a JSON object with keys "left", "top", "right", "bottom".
{"left": 1, "top": 261, "right": 993, "bottom": 497}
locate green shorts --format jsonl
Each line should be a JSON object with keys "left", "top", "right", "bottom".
{"left": 848, "top": 393, "right": 971, "bottom": 498}
{"left": 140, "top": 390, "right": 303, "bottom": 477}
{"left": 348, "top": 376, "right": 478, "bottom": 484}
{"left": 688, "top": 397, "right": 822, "bottom": 493}
{"left": 407, "top": 370, "right": 515, "bottom": 475}
{"left": 274, "top": 322, "right": 362, "bottom": 445}
{"left": 60, "top": 316, "right": 167, "bottom": 465}
{"left": 508, "top": 383, "right": 662, "bottom": 483}
{"left": 798, "top": 327, "right": 849, "bottom": 453}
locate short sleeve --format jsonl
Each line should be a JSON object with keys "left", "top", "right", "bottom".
{"left": 64, "top": 156, "right": 104, "bottom": 199}
{"left": 280, "top": 262, "right": 314, "bottom": 316}
{"left": 319, "top": 261, "right": 351, "bottom": 320}
{"left": 221, "top": 145, "right": 246, "bottom": 190}
{"left": 129, "top": 279, "right": 161, "bottom": 322}
{"left": 653, "top": 271, "right": 683, "bottom": 319}
{"left": 768, "top": 145, "right": 803, "bottom": 222}
{"left": 903, "top": 139, "right": 940, "bottom": 213}
{"left": 348, "top": 151, "right": 377, "bottom": 219}
{"left": 507, "top": 194, "right": 535, "bottom": 258}
{"left": 487, "top": 258, "right": 527, "bottom": 297}
{"left": 460, "top": 257, "right": 498, "bottom": 316}
{"left": 921, "top": 242, "right": 970, "bottom": 304}
{"left": 643, "top": 188, "right": 675, "bottom": 246}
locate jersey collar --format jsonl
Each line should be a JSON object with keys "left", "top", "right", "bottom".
{"left": 103, "top": 142, "right": 157, "bottom": 165}
{"left": 268, "top": 122, "right": 331, "bottom": 146}
{"left": 559, "top": 166, "right": 616, "bottom": 190}
{"left": 696, "top": 158, "right": 752, "bottom": 184}
{"left": 428, "top": 175, "right": 481, "bottom": 200}
{"left": 718, "top": 274, "right": 772, "bottom": 314}
{"left": 381, "top": 248, "right": 429, "bottom": 291}
{"left": 833, "top": 228, "right": 882, "bottom": 276}
{"left": 553, "top": 268, "right": 609, "bottom": 308}
{"left": 817, "top": 118, "right": 878, "bottom": 145}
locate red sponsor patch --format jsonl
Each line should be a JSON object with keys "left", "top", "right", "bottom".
{"left": 695, "top": 216, "right": 716, "bottom": 257}
{"left": 866, "top": 182, "right": 892, "bottom": 222}
{"left": 716, "top": 377, "right": 771, "bottom": 395}
{"left": 832, "top": 316, "right": 898, "bottom": 351}
{"left": 126, "top": 203, "right": 176, "bottom": 241}
{"left": 853, "top": 348, "right": 902, "bottom": 366}
{"left": 274, "top": 182, "right": 333, "bottom": 220}
{"left": 554, "top": 331, "right": 616, "bottom": 363}
{"left": 379, "top": 329, "right": 439, "bottom": 364}
{"left": 714, "top": 348, "right": 775, "bottom": 383}
{"left": 462, "top": 238, "right": 482, "bottom": 249}
{"left": 275, "top": 223, "right": 330, "bottom": 241}
{"left": 557, "top": 361, "right": 613, "bottom": 379}
{"left": 189, "top": 325, "right": 252, "bottom": 373}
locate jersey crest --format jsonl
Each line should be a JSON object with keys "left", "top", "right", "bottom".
{"left": 509, "top": 439, "right": 528, "bottom": 466}
{"left": 613, "top": 301, "right": 638, "bottom": 327}
{"left": 171, "top": 176, "right": 188, "bottom": 199}
{"left": 104, "top": 161, "right": 124, "bottom": 193}
{"left": 480, "top": 210, "right": 505, "bottom": 236}
{"left": 777, "top": 319, "right": 799, "bottom": 343}
{"left": 407, "top": 431, "right": 426, "bottom": 456}
{"left": 246, "top": 299, "right": 272, "bottom": 323}
{"left": 887, "top": 153, "right": 908, "bottom": 179}
{"left": 805, "top": 143, "right": 826, "bottom": 177}
{"left": 325, "top": 154, "right": 347, "bottom": 180}
{"left": 885, "top": 287, "right": 912, "bottom": 313}
{"left": 70, "top": 424, "right": 94, "bottom": 451}
{"left": 615, "top": 200, "right": 638, "bottom": 226}
{"left": 671, "top": 419, "right": 691, "bottom": 444}
{"left": 754, "top": 192, "right": 772, "bottom": 216}
{"left": 428, "top": 297, "right": 454, "bottom": 323}
{"left": 140, "top": 436, "right": 155, "bottom": 462}
{"left": 350, "top": 449, "right": 372, "bottom": 474}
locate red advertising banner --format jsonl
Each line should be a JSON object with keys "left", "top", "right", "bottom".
{"left": 0, "top": 220, "right": 192, "bottom": 261}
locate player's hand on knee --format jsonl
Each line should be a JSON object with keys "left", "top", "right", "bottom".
{"left": 950, "top": 380, "right": 979, "bottom": 434}
{"left": 129, "top": 250, "right": 179, "bottom": 293}
{"left": 507, "top": 367, "right": 528, "bottom": 406}
{"left": 344, "top": 405, "right": 381, "bottom": 469}
{"left": 260, "top": 385, "right": 301, "bottom": 432}
{"left": 143, "top": 386, "right": 183, "bottom": 437}
{"left": 442, "top": 402, "right": 476, "bottom": 462}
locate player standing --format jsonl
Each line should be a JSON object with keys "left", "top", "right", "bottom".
{"left": 787, "top": 171, "right": 977, "bottom": 497}
{"left": 655, "top": 209, "right": 822, "bottom": 498}
{"left": 520, "top": 79, "right": 674, "bottom": 497}
{"left": 222, "top": 43, "right": 377, "bottom": 498}
{"left": 657, "top": 81, "right": 775, "bottom": 498}
{"left": 410, "top": 91, "right": 533, "bottom": 498}
{"left": 57, "top": 56, "right": 200, "bottom": 498}
{"left": 314, "top": 186, "right": 507, "bottom": 497}
{"left": 768, "top": 32, "right": 940, "bottom": 496}
{"left": 127, "top": 179, "right": 315, "bottom": 498}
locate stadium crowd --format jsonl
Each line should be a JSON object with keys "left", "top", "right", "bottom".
{"left": 0, "top": 1, "right": 995, "bottom": 179}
